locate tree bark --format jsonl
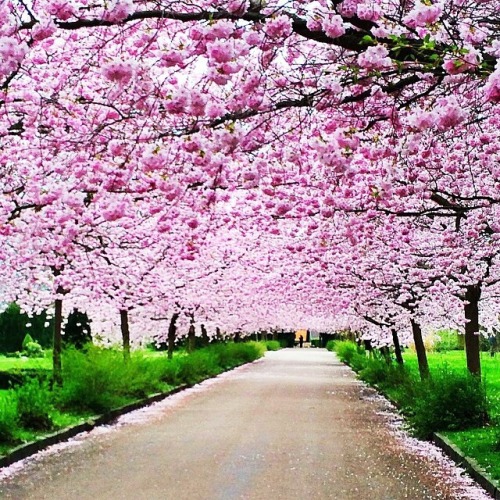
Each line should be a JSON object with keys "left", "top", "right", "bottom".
{"left": 168, "top": 312, "right": 180, "bottom": 359}
{"left": 464, "top": 283, "right": 482, "bottom": 377}
{"left": 411, "top": 319, "right": 429, "bottom": 379}
{"left": 120, "top": 309, "right": 131, "bottom": 361}
{"left": 187, "top": 314, "right": 196, "bottom": 353}
{"left": 200, "top": 323, "right": 209, "bottom": 346}
{"left": 52, "top": 295, "right": 64, "bottom": 387}
{"left": 391, "top": 329, "right": 404, "bottom": 365}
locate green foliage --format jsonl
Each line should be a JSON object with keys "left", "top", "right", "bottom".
{"left": 55, "top": 342, "right": 265, "bottom": 414}
{"left": 434, "top": 329, "right": 462, "bottom": 352}
{"left": 331, "top": 340, "right": 365, "bottom": 364}
{"left": 325, "top": 340, "right": 336, "bottom": 352}
{"left": 0, "top": 392, "right": 19, "bottom": 442}
{"left": 22, "top": 334, "right": 34, "bottom": 350}
{"left": 0, "top": 342, "right": 265, "bottom": 447}
{"left": 358, "top": 356, "right": 406, "bottom": 389}
{"left": 407, "top": 369, "right": 488, "bottom": 439}
{"left": 330, "top": 341, "right": 489, "bottom": 440}
{"left": 55, "top": 347, "right": 165, "bottom": 413}
{"left": 0, "top": 303, "right": 53, "bottom": 353}
{"left": 264, "top": 340, "right": 281, "bottom": 351}
{"left": 15, "top": 378, "right": 53, "bottom": 430}
{"left": 63, "top": 309, "right": 92, "bottom": 349}
{"left": 23, "top": 341, "right": 45, "bottom": 358}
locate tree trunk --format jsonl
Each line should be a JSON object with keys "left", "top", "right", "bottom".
{"left": 168, "top": 312, "right": 180, "bottom": 359}
{"left": 200, "top": 324, "right": 209, "bottom": 346}
{"left": 52, "top": 296, "right": 64, "bottom": 387}
{"left": 215, "top": 327, "right": 222, "bottom": 342}
{"left": 464, "top": 283, "right": 482, "bottom": 377}
{"left": 272, "top": 329, "right": 278, "bottom": 341}
{"left": 234, "top": 331, "right": 241, "bottom": 343}
{"left": 120, "top": 309, "right": 131, "bottom": 361}
{"left": 187, "top": 314, "right": 196, "bottom": 353}
{"left": 411, "top": 319, "right": 429, "bottom": 380}
{"left": 391, "top": 329, "right": 404, "bottom": 365}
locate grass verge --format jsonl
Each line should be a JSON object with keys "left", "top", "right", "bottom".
{"left": 0, "top": 341, "right": 269, "bottom": 457}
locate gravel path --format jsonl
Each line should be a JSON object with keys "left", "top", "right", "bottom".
{"left": 0, "top": 349, "right": 491, "bottom": 499}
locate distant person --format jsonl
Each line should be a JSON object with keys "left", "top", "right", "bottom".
{"left": 299, "top": 335, "right": 304, "bottom": 348}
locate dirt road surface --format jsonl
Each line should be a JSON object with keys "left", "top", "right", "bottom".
{"left": 0, "top": 349, "right": 490, "bottom": 499}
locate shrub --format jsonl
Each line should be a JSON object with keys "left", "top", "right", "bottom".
{"left": 434, "top": 329, "right": 462, "bottom": 352}
{"left": 359, "top": 356, "right": 410, "bottom": 391}
{"left": 264, "top": 340, "right": 281, "bottom": 351}
{"left": 408, "top": 368, "right": 488, "bottom": 439}
{"left": 332, "top": 340, "right": 364, "bottom": 365}
{"left": 22, "top": 333, "right": 35, "bottom": 350}
{"left": 23, "top": 341, "right": 44, "bottom": 358}
{"left": 56, "top": 347, "right": 168, "bottom": 413}
{"left": 55, "top": 342, "right": 265, "bottom": 414}
{"left": 326, "top": 340, "right": 336, "bottom": 352}
{"left": 0, "top": 392, "right": 19, "bottom": 443}
{"left": 15, "top": 378, "right": 53, "bottom": 430}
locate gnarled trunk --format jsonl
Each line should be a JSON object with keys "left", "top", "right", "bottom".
{"left": 464, "top": 283, "right": 482, "bottom": 377}
{"left": 120, "top": 309, "right": 131, "bottom": 361}
{"left": 411, "top": 319, "right": 429, "bottom": 380}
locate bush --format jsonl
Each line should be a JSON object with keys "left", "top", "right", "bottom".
{"left": 15, "top": 378, "right": 53, "bottom": 430}
{"left": 332, "top": 340, "right": 365, "bottom": 365}
{"left": 55, "top": 342, "right": 266, "bottom": 414}
{"left": 56, "top": 347, "right": 167, "bottom": 413}
{"left": 359, "top": 356, "right": 410, "bottom": 390}
{"left": 22, "top": 333, "right": 35, "bottom": 350}
{"left": 434, "top": 329, "right": 462, "bottom": 352}
{"left": 407, "top": 368, "right": 488, "bottom": 439}
{"left": 326, "top": 340, "right": 336, "bottom": 352}
{"left": 0, "top": 392, "right": 19, "bottom": 443}
{"left": 264, "top": 340, "right": 281, "bottom": 351}
{"left": 23, "top": 341, "right": 44, "bottom": 358}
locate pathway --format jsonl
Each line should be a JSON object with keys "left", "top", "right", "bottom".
{"left": 0, "top": 349, "right": 490, "bottom": 499}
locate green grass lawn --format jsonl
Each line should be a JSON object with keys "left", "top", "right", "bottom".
{"left": 403, "top": 350, "right": 500, "bottom": 417}
{"left": 0, "top": 353, "right": 52, "bottom": 371}
{"left": 403, "top": 349, "right": 500, "bottom": 483}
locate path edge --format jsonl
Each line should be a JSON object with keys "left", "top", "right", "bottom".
{"left": 0, "top": 384, "right": 192, "bottom": 469}
{"left": 432, "top": 432, "right": 500, "bottom": 499}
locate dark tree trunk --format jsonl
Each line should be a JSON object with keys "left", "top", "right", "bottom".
{"left": 380, "top": 346, "right": 391, "bottom": 364}
{"left": 215, "top": 327, "right": 222, "bottom": 342}
{"left": 200, "top": 324, "right": 209, "bottom": 346}
{"left": 120, "top": 309, "right": 131, "bottom": 361}
{"left": 262, "top": 330, "right": 268, "bottom": 341}
{"left": 272, "top": 329, "right": 278, "bottom": 341}
{"left": 411, "top": 319, "right": 429, "bottom": 380}
{"left": 52, "top": 295, "right": 64, "bottom": 387}
{"left": 168, "top": 312, "right": 180, "bottom": 359}
{"left": 391, "top": 329, "right": 404, "bottom": 365}
{"left": 464, "top": 283, "right": 482, "bottom": 377}
{"left": 234, "top": 331, "right": 241, "bottom": 343}
{"left": 187, "top": 314, "right": 196, "bottom": 353}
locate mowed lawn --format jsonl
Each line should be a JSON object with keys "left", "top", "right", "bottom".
{"left": 0, "top": 355, "right": 52, "bottom": 371}
{"left": 404, "top": 350, "right": 500, "bottom": 483}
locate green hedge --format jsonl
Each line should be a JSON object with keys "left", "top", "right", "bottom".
{"left": 0, "top": 341, "right": 267, "bottom": 446}
{"left": 330, "top": 340, "right": 489, "bottom": 439}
